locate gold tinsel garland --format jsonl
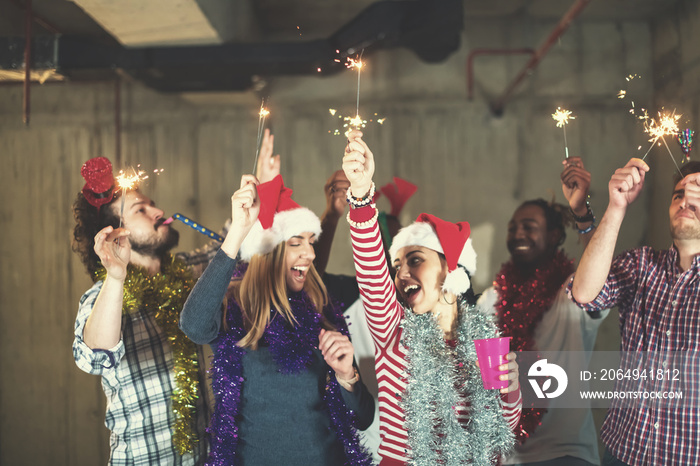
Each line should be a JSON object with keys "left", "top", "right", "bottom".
{"left": 95, "top": 255, "right": 200, "bottom": 455}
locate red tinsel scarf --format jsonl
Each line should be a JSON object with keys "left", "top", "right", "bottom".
{"left": 494, "top": 250, "right": 574, "bottom": 444}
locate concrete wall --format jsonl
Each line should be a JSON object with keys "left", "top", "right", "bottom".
{"left": 0, "top": 9, "right": 681, "bottom": 465}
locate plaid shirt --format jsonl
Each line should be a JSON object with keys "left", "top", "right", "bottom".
{"left": 73, "top": 229, "right": 226, "bottom": 466}
{"left": 568, "top": 246, "right": 700, "bottom": 465}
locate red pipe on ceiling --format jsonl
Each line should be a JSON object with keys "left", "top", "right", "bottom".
{"left": 23, "top": 0, "right": 32, "bottom": 126}
{"left": 489, "top": 0, "right": 592, "bottom": 115}
{"left": 466, "top": 48, "right": 535, "bottom": 100}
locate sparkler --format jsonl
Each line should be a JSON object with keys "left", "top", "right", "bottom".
{"left": 115, "top": 167, "right": 147, "bottom": 228}
{"left": 252, "top": 100, "right": 270, "bottom": 173}
{"left": 552, "top": 107, "right": 575, "bottom": 159}
{"left": 114, "top": 167, "right": 147, "bottom": 245}
{"left": 641, "top": 110, "right": 683, "bottom": 176}
{"left": 346, "top": 52, "right": 365, "bottom": 129}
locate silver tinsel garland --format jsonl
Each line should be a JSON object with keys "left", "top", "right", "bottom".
{"left": 400, "top": 297, "right": 515, "bottom": 465}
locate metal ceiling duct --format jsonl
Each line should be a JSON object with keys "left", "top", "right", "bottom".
{"left": 0, "top": 0, "right": 463, "bottom": 92}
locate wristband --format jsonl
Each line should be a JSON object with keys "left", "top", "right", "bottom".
{"left": 571, "top": 203, "right": 595, "bottom": 224}
{"left": 577, "top": 223, "right": 596, "bottom": 235}
{"left": 347, "top": 208, "right": 379, "bottom": 228}
{"left": 346, "top": 182, "right": 376, "bottom": 208}
{"left": 336, "top": 367, "right": 360, "bottom": 386}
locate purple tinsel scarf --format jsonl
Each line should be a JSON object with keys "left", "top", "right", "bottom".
{"left": 207, "top": 287, "right": 372, "bottom": 466}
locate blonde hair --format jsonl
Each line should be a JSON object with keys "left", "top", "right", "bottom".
{"left": 228, "top": 240, "right": 333, "bottom": 349}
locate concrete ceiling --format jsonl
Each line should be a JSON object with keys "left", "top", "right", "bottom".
{"left": 0, "top": 0, "right": 682, "bottom": 93}
{"left": 2, "top": 0, "right": 679, "bottom": 46}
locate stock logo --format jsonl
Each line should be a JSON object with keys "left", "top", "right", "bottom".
{"left": 528, "top": 359, "right": 568, "bottom": 399}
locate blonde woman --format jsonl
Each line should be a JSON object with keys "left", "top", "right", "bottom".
{"left": 342, "top": 130, "right": 522, "bottom": 465}
{"left": 180, "top": 174, "right": 374, "bottom": 465}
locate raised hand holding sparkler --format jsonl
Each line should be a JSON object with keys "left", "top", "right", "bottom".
{"left": 552, "top": 107, "right": 575, "bottom": 159}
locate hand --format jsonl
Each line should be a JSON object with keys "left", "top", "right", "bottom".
{"left": 499, "top": 352, "right": 520, "bottom": 394}
{"left": 229, "top": 174, "right": 260, "bottom": 238}
{"left": 608, "top": 158, "right": 649, "bottom": 210}
{"left": 324, "top": 170, "right": 350, "bottom": 219}
{"left": 93, "top": 226, "right": 131, "bottom": 280}
{"left": 342, "top": 130, "right": 375, "bottom": 198}
{"left": 561, "top": 157, "right": 591, "bottom": 215}
{"left": 318, "top": 329, "right": 355, "bottom": 380}
{"left": 681, "top": 173, "right": 700, "bottom": 219}
{"left": 256, "top": 128, "right": 280, "bottom": 184}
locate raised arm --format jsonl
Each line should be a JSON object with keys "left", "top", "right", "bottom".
{"left": 314, "top": 170, "right": 351, "bottom": 275}
{"left": 180, "top": 175, "right": 260, "bottom": 343}
{"left": 83, "top": 226, "right": 131, "bottom": 349}
{"left": 572, "top": 158, "right": 649, "bottom": 303}
{"left": 561, "top": 156, "right": 595, "bottom": 247}
{"left": 343, "top": 131, "right": 403, "bottom": 346}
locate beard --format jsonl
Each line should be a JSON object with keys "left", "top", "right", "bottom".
{"left": 671, "top": 222, "right": 700, "bottom": 241}
{"left": 130, "top": 226, "right": 180, "bottom": 258}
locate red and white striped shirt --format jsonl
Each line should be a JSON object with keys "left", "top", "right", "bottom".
{"left": 349, "top": 205, "right": 521, "bottom": 465}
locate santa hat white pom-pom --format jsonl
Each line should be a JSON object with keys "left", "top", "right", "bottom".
{"left": 442, "top": 267, "right": 471, "bottom": 296}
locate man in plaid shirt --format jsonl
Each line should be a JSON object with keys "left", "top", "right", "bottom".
{"left": 72, "top": 157, "right": 212, "bottom": 465}
{"left": 570, "top": 158, "right": 700, "bottom": 465}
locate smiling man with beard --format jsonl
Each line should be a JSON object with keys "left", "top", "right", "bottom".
{"left": 570, "top": 159, "right": 700, "bottom": 466}
{"left": 479, "top": 156, "right": 609, "bottom": 466}
{"left": 72, "top": 157, "right": 209, "bottom": 465}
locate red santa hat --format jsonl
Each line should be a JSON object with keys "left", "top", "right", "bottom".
{"left": 81, "top": 157, "right": 116, "bottom": 208}
{"left": 239, "top": 175, "right": 322, "bottom": 261}
{"left": 389, "top": 213, "right": 476, "bottom": 296}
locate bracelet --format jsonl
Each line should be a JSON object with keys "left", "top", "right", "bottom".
{"left": 577, "top": 223, "right": 596, "bottom": 235}
{"left": 346, "top": 182, "right": 376, "bottom": 208}
{"left": 336, "top": 367, "right": 360, "bottom": 386}
{"left": 571, "top": 203, "right": 595, "bottom": 224}
{"left": 346, "top": 208, "right": 379, "bottom": 228}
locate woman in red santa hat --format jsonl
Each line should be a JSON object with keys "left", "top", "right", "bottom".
{"left": 342, "top": 130, "right": 522, "bottom": 465}
{"left": 180, "top": 174, "right": 375, "bottom": 465}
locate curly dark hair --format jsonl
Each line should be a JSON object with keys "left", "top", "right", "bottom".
{"left": 517, "top": 198, "right": 573, "bottom": 247}
{"left": 72, "top": 191, "right": 122, "bottom": 279}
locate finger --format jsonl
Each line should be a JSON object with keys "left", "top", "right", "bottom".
{"left": 342, "top": 151, "right": 366, "bottom": 167}
{"left": 681, "top": 173, "right": 700, "bottom": 187}
{"left": 347, "top": 129, "right": 363, "bottom": 142}
{"left": 345, "top": 139, "right": 366, "bottom": 155}
{"left": 626, "top": 158, "right": 650, "bottom": 172}
{"left": 240, "top": 174, "right": 260, "bottom": 189}
{"left": 105, "top": 227, "right": 131, "bottom": 244}
{"left": 94, "top": 226, "right": 114, "bottom": 250}
{"left": 319, "top": 331, "right": 346, "bottom": 352}
{"left": 323, "top": 342, "right": 352, "bottom": 363}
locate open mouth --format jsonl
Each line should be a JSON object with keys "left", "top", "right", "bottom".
{"left": 402, "top": 284, "right": 421, "bottom": 303}
{"left": 291, "top": 265, "right": 308, "bottom": 280}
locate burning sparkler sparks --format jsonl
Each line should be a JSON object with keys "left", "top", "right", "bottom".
{"left": 327, "top": 109, "right": 386, "bottom": 137}
{"left": 253, "top": 100, "right": 270, "bottom": 173}
{"left": 114, "top": 167, "right": 148, "bottom": 242}
{"left": 346, "top": 53, "right": 365, "bottom": 129}
{"left": 640, "top": 110, "right": 683, "bottom": 176}
{"left": 552, "top": 107, "right": 575, "bottom": 159}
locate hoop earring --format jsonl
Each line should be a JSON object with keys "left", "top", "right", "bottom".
{"left": 440, "top": 289, "right": 456, "bottom": 306}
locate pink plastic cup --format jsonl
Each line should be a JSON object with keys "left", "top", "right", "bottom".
{"left": 473, "top": 337, "right": 511, "bottom": 390}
